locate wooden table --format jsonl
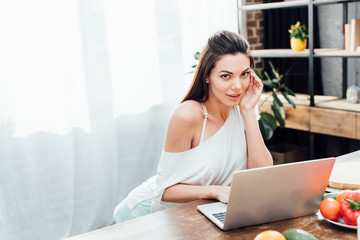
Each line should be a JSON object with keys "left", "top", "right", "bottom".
{"left": 67, "top": 199, "right": 357, "bottom": 240}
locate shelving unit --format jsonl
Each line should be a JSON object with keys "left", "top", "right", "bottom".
{"left": 239, "top": 0, "right": 353, "bottom": 11}
{"left": 260, "top": 93, "right": 360, "bottom": 140}
{"left": 238, "top": 0, "right": 360, "bottom": 157}
{"left": 251, "top": 48, "right": 360, "bottom": 57}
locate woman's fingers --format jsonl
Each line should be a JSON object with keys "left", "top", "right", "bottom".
{"left": 249, "top": 69, "right": 263, "bottom": 91}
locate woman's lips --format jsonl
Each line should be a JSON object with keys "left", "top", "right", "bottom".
{"left": 226, "top": 94, "right": 241, "bottom": 101}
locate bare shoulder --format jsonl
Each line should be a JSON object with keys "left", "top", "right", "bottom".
{"left": 172, "top": 100, "right": 203, "bottom": 123}
{"left": 164, "top": 100, "right": 204, "bottom": 152}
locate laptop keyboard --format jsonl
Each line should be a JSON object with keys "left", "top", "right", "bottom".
{"left": 212, "top": 212, "right": 226, "bottom": 223}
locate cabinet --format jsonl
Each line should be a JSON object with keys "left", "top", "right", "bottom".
{"left": 237, "top": 0, "right": 360, "bottom": 157}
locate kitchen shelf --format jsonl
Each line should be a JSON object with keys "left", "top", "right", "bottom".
{"left": 260, "top": 93, "right": 339, "bottom": 105}
{"left": 312, "top": 0, "right": 357, "bottom": 5}
{"left": 238, "top": 0, "right": 360, "bottom": 157}
{"left": 251, "top": 48, "right": 360, "bottom": 57}
{"left": 261, "top": 92, "right": 360, "bottom": 113}
{"left": 314, "top": 48, "right": 360, "bottom": 57}
{"left": 239, "top": 1, "right": 308, "bottom": 11}
{"left": 259, "top": 93, "right": 360, "bottom": 140}
{"left": 251, "top": 49, "right": 309, "bottom": 57}
{"left": 239, "top": 0, "right": 355, "bottom": 11}
{"left": 316, "top": 99, "right": 360, "bottom": 112}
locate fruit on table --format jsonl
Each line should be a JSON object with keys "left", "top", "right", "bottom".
{"left": 282, "top": 228, "right": 318, "bottom": 240}
{"left": 319, "top": 198, "right": 341, "bottom": 221}
{"left": 254, "top": 230, "right": 286, "bottom": 240}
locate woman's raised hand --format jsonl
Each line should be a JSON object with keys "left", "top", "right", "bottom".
{"left": 239, "top": 69, "right": 263, "bottom": 113}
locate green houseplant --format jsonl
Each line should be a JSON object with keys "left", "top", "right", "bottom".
{"left": 256, "top": 62, "right": 296, "bottom": 141}
{"left": 288, "top": 21, "right": 308, "bottom": 51}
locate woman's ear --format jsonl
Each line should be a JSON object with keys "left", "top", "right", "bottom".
{"left": 205, "top": 77, "right": 209, "bottom": 84}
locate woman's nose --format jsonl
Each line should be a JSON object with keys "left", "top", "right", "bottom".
{"left": 231, "top": 78, "right": 242, "bottom": 90}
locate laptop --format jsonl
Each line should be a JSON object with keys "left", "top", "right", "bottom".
{"left": 197, "top": 157, "right": 335, "bottom": 230}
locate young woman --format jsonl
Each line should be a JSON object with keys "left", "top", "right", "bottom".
{"left": 113, "top": 30, "right": 273, "bottom": 223}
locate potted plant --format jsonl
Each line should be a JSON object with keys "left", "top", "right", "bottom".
{"left": 256, "top": 62, "right": 308, "bottom": 164}
{"left": 256, "top": 61, "right": 296, "bottom": 141}
{"left": 288, "top": 21, "right": 308, "bottom": 51}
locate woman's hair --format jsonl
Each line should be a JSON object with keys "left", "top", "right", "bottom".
{"left": 181, "top": 30, "right": 254, "bottom": 103}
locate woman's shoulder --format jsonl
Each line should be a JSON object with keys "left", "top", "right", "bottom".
{"left": 164, "top": 100, "right": 204, "bottom": 153}
{"left": 171, "top": 100, "right": 203, "bottom": 123}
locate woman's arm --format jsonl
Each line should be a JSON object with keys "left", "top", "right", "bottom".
{"left": 242, "top": 110, "right": 273, "bottom": 168}
{"left": 240, "top": 69, "right": 273, "bottom": 168}
{"left": 162, "top": 183, "right": 230, "bottom": 203}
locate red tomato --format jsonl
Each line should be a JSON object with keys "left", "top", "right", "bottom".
{"left": 336, "top": 190, "right": 352, "bottom": 204}
{"left": 319, "top": 198, "right": 341, "bottom": 220}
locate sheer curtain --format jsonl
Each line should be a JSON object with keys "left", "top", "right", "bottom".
{"left": 0, "top": 0, "right": 237, "bottom": 239}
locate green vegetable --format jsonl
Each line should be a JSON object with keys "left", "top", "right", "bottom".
{"left": 283, "top": 229, "right": 318, "bottom": 240}
{"left": 322, "top": 192, "right": 338, "bottom": 200}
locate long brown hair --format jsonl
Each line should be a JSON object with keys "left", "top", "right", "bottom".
{"left": 181, "top": 30, "right": 254, "bottom": 103}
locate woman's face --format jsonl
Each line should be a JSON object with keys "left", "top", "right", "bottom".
{"left": 206, "top": 53, "right": 251, "bottom": 107}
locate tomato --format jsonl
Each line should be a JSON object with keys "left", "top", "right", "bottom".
{"left": 319, "top": 198, "right": 341, "bottom": 220}
{"left": 254, "top": 230, "right": 286, "bottom": 240}
{"left": 336, "top": 190, "right": 352, "bottom": 204}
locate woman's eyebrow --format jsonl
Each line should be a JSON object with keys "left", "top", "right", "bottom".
{"left": 218, "top": 68, "right": 251, "bottom": 74}
{"left": 218, "top": 70, "right": 233, "bottom": 74}
{"left": 242, "top": 67, "right": 251, "bottom": 73}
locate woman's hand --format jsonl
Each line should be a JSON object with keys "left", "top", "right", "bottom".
{"left": 239, "top": 69, "right": 263, "bottom": 113}
{"left": 209, "top": 185, "right": 231, "bottom": 203}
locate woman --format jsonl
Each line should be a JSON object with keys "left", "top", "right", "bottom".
{"left": 113, "top": 30, "right": 273, "bottom": 223}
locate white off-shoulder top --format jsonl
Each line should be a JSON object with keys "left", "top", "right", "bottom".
{"left": 125, "top": 104, "right": 259, "bottom": 213}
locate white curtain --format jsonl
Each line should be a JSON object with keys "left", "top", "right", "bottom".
{"left": 0, "top": 0, "right": 237, "bottom": 239}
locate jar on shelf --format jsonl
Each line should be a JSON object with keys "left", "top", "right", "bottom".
{"left": 346, "top": 85, "right": 360, "bottom": 103}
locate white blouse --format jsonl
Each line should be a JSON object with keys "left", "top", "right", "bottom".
{"left": 125, "top": 105, "right": 259, "bottom": 212}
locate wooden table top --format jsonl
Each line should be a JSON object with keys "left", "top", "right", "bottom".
{"left": 67, "top": 199, "right": 357, "bottom": 240}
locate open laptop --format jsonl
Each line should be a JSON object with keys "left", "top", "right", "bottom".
{"left": 197, "top": 157, "right": 335, "bottom": 230}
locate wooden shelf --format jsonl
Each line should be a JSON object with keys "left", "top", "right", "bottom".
{"left": 239, "top": 1, "right": 308, "bottom": 11}
{"left": 239, "top": 0, "right": 353, "bottom": 11}
{"left": 310, "top": 107, "right": 358, "bottom": 139}
{"left": 316, "top": 99, "right": 360, "bottom": 112}
{"left": 259, "top": 93, "right": 360, "bottom": 140}
{"left": 314, "top": 49, "right": 360, "bottom": 57}
{"left": 260, "top": 93, "right": 339, "bottom": 106}
{"left": 313, "top": 0, "right": 356, "bottom": 5}
{"left": 251, "top": 48, "right": 360, "bottom": 58}
{"left": 251, "top": 49, "right": 309, "bottom": 58}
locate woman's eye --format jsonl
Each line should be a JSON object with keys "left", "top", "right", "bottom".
{"left": 221, "top": 74, "right": 230, "bottom": 79}
{"left": 241, "top": 72, "right": 250, "bottom": 77}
